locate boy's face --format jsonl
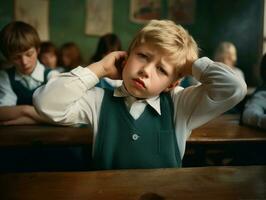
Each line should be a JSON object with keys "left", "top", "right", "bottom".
{"left": 9, "top": 47, "right": 38, "bottom": 75}
{"left": 40, "top": 52, "right": 57, "bottom": 69}
{"left": 122, "top": 43, "right": 178, "bottom": 99}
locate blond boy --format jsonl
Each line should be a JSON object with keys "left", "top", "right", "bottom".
{"left": 34, "top": 20, "right": 246, "bottom": 169}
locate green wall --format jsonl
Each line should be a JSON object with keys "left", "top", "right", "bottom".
{"left": 0, "top": 0, "right": 264, "bottom": 85}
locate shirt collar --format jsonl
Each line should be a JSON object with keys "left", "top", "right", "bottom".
{"left": 114, "top": 83, "right": 161, "bottom": 115}
{"left": 15, "top": 60, "right": 45, "bottom": 82}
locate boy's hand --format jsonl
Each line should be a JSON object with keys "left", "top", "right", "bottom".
{"left": 178, "top": 57, "right": 197, "bottom": 78}
{"left": 88, "top": 51, "right": 127, "bottom": 79}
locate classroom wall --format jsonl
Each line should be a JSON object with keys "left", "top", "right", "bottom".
{"left": 0, "top": 0, "right": 263, "bottom": 86}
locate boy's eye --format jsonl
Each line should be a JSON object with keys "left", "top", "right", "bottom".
{"left": 157, "top": 66, "right": 168, "bottom": 75}
{"left": 26, "top": 51, "right": 34, "bottom": 57}
{"left": 137, "top": 53, "right": 148, "bottom": 60}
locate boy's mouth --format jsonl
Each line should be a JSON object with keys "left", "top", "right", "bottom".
{"left": 133, "top": 78, "right": 146, "bottom": 88}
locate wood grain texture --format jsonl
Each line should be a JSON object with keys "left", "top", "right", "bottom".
{"left": 0, "top": 166, "right": 265, "bottom": 200}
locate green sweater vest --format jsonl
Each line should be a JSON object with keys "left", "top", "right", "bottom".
{"left": 92, "top": 90, "right": 181, "bottom": 170}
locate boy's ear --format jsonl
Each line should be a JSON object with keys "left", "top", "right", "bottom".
{"left": 164, "top": 80, "right": 180, "bottom": 92}
{"left": 122, "top": 57, "right": 127, "bottom": 68}
{"left": 121, "top": 54, "right": 128, "bottom": 69}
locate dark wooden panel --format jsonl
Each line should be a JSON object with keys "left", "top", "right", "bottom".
{"left": 0, "top": 125, "right": 91, "bottom": 147}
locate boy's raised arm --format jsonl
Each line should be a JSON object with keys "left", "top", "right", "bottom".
{"left": 33, "top": 65, "right": 100, "bottom": 126}
{"left": 172, "top": 57, "right": 247, "bottom": 130}
{"left": 33, "top": 51, "right": 127, "bottom": 126}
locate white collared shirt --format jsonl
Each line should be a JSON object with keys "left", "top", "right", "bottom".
{"left": 113, "top": 84, "right": 161, "bottom": 119}
{"left": 0, "top": 60, "right": 59, "bottom": 106}
{"left": 34, "top": 57, "right": 247, "bottom": 158}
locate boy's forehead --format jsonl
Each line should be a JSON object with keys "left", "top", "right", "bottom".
{"left": 9, "top": 47, "right": 37, "bottom": 59}
{"left": 134, "top": 42, "right": 167, "bottom": 55}
{"left": 12, "top": 47, "right": 37, "bottom": 55}
{"left": 133, "top": 43, "right": 177, "bottom": 70}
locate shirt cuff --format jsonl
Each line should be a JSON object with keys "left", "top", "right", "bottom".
{"left": 192, "top": 57, "right": 214, "bottom": 81}
{"left": 71, "top": 66, "right": 99, "bottom": 88}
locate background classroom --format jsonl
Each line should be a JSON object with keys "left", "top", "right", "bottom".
{"left": 0, "top": 0, "right": 264, "bottom": 86}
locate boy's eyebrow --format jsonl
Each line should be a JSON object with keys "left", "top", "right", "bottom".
{"left": 135, "top": 46, "right": 153, "bottom": 56}
{"left": 139, "top": 50, "right": 154, "bottom": 58}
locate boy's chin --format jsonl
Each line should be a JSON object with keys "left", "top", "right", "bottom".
{"left": 20, "top": 69, "right": 34, "bottom": 75}
{"left": 16, "top": 67, "right": 34, "bottom": 75}
{"left": 129, "top": 90, "right": 157, "bottom": 99}
{"left": 126, "top": 87, "right": 146, "bottom": 99}
{"left": 123, "top": 83, "right": 159, "bottom": 99}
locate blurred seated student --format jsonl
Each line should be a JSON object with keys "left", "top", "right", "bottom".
{"left": 58, "top": 42, "right": 83, "bottom": 71}
{"left": 0, "top": 22, "right": 88, "bottom": 172}
{"left": 90, "top": 33, "right": 123, "bottom": 90}
{"left": 38, "top": 41, "right": 64, "bottom": 73}
{"left": 241, "top": 54, "right": 266, "bottom": 130}
{"left": 214, "top": 41, "right": 245, "bottom": 81}
{"left": 0, "top": 21, "right": 59, "bottom": 125}
{"left": 214, "top": 41, "right": 246, "bottom": 114}
{"left": 39, "top": 42, "right": 57, "bottom": 69}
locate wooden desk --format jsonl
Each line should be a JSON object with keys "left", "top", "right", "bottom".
{"left": 189, "top": 114, "right": 266, "bottom": 144}
{"left": 0, "top": 115, "right": 265, "bottom": 168}
{"left": 0, "top": 166, "right": 265, "bottom": 200}
{"left": 185, "top": 115, "right": 266, "bottom": 166}
{"left": 0, "top": 126, "right": 92, "bottom": 172}
{"left": 1, "top": 115, "right": 265, "bottom": 147}
{"left": 0, "top": 125, "right": 91, "bottom": 147}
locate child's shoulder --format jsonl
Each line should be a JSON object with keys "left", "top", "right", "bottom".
{"left": 0, "top": 67, "right": 13, "bottom": 78}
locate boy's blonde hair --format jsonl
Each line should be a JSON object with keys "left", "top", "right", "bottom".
{"left": 128, "top": 20, "right": 199, "bottom": 73}
{"left": 214, "top": 41, "right": 237, "bottom": 64}
{"left": 0, "top": 21, "right": 40, "bottom": 59}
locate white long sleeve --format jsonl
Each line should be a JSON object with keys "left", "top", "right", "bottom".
{"left": 171, "top": 57, "right": 247, "bottom": 156}
{"left": 34, "top": 57, "right": 247, "bottom": 158}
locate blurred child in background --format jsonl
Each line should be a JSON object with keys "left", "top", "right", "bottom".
{"left": 214, "top": 41, "right": 245, "bottom": 80}
{"left": 241, "top": 53, "right": 266, "bottom": 130}
{"left": 58, "top": 42, "right": 83, "bottom": 71}
{"left": 90, "top": 33, "right": 123, "bottom": 90}
{"left": 0, "top": 21, "right": 59, "bottom": 125}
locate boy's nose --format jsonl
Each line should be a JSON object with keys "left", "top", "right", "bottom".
{"left": 138, "top": 64, "right": 152, "bottom": 78}
{"left": 21, "top": 56, "right": 29, "bottom": 65}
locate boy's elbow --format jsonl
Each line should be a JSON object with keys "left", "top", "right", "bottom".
{"left": 33, "top": 88, "right": 59, "bottom": 123}
{"left": 224, "top": 77, "right": 247, "bottom": 107}
{"left": 33, "top": 92, "right": 74, "bottom": 126}
{"left": 34, "top": 100, "right": 68, "bottom": 125}
{"left": 232, "top": 77, "right": 247, "bottom": 103}
{"left": 210, "top": 77, "right": 247, "bottom": 107}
